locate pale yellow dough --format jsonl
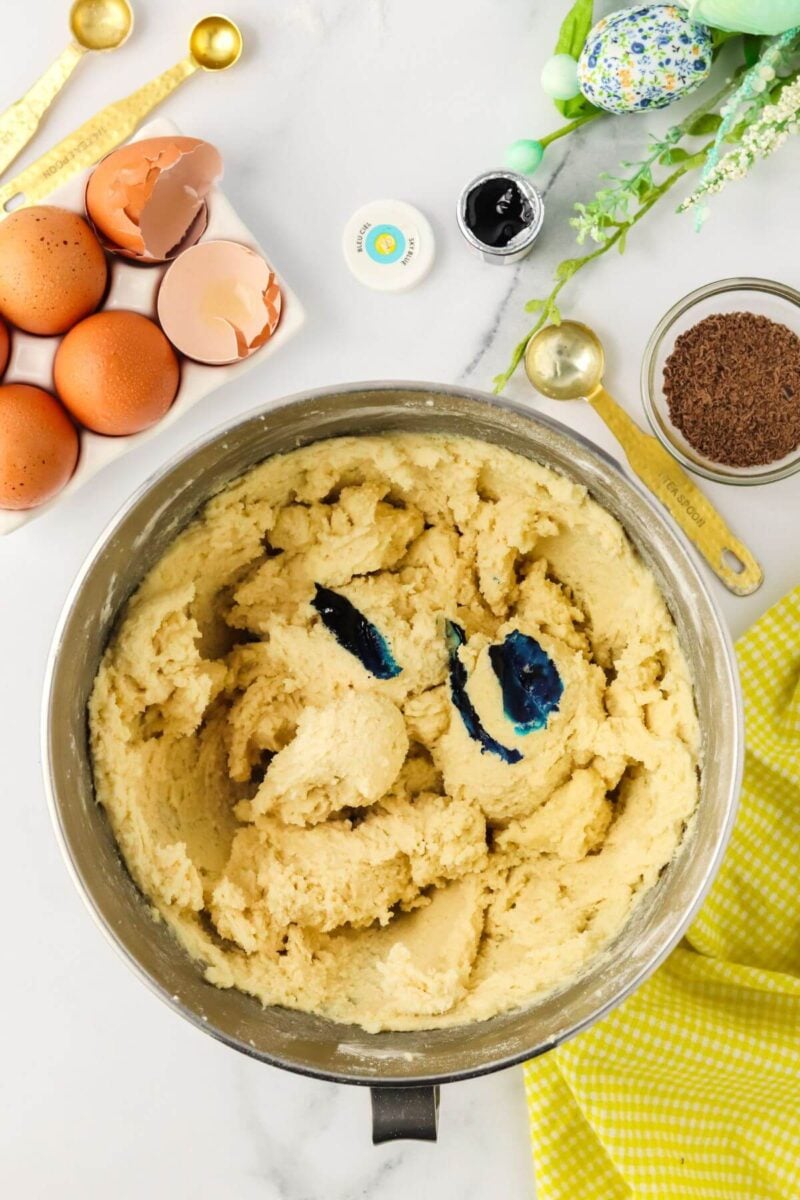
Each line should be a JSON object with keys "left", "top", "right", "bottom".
{"left": 90, "top": 434, "right": 700, "bottom": 1031}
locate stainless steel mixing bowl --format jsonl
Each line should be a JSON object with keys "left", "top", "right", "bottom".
{"left": 43, "top": 383, "right": 742, "bottom": 1142}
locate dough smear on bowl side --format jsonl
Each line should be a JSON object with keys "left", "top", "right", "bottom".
{"left": 89, "top": 434, "right": 700, "bottom": 1032}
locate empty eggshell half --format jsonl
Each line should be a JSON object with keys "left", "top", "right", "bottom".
{"left": 157, "top": 240, "right": 282, "bottom": 365}
{"left": 85, "top": 137, "right": 223, "bottom": 263}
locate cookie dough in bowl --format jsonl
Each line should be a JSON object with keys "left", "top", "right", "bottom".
{"left": 89, "top": 432, "right": 700, "bottom": 1032}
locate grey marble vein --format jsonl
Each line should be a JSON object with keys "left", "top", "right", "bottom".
{"left": 457, "top": 143, "right": 576, "bottom": 387}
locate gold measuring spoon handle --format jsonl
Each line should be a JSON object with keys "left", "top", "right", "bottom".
{"left": 588, "top": 383, "right": 763, "bottom": 596}
{"left": 0, "top": 42, "right": 87, "bottom": 177}
{"left": 0, "top": 56, "right": 196, "bottom": 212}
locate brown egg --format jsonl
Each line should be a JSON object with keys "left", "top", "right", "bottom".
{"left": 0, "top": 206, "right": 107, "bottom": 335}
{"left": 0, "top": 317, "right": 9, "bottom": 378}
{"left": 86, "top": 137, "right": 223, "bottom": 262}
{"left": 0, "top": 384, "right": 79, "bottom": 509}
{"left": 54, "top": 310, "right": 180, "bottom": 436}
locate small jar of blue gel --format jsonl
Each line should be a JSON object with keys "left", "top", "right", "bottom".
{"left": 457, "top": 170, "right": 544, "bottom": 265}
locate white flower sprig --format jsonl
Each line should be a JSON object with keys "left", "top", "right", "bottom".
{"left": 680, "top": 75, "right": 800, "bottom": 215}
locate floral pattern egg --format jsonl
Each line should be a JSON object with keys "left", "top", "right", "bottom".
{"left": 578, "top": 4, "right": 713, "bottom": 115}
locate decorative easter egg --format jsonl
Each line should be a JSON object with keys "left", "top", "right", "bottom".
{"left": 541, "top": 53, "right": 581, "bottom": 101}
{"left": 680, "top": 0, "right": 800, "bottom": 35}
{"left": 578, "top": 5, "right": 713, "bottom": 115}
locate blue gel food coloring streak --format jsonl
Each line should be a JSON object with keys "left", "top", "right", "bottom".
{"left": 444, "top": 620, "right": 522, "bottom": 764}
{"left": 489, "top": 629, "right": 563, "bottom": 734}
{"left": 311, "top": 584, "right": 401, "bottom": 680}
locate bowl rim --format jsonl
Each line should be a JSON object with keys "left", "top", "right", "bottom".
{"left": 641, "top": 275, "right": 800, "bottom": 486}
{"left": 41, "top": 379, "right": 743, "bottom": 1087}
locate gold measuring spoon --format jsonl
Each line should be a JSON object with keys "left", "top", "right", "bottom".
{"left": 0, "top": 14, "right": 242, "bottom": 213}
{"left": 0, "top": 0, "right": 134, "bottom": 178}
{"left": 524, "top": 321, "right": 763, "bottom": 596}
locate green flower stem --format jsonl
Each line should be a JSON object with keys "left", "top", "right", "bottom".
{"left": 539, "top": 110, "right": 604, "bottom": 148}
{"left": 492, "top": 147, "right": 712, "bottom": 394}
{"left": 680, "top": 74, "right": 745, "bottom": 132}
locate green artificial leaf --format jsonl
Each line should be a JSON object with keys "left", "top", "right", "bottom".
{"left": 743, "top": 34, "right": 764, "bottom": 67}
{"left": 634, "top": 172, "right": 654, "bottom": 199}
{"left": 555, "top": 257, "right": 584, "bottom": 282}
{"left": 659, "top": 146, "right": 691, "bottom": 165}
{"left": 562, "top": 95, "right": 601, "bottom": 120}
{"left": 554, "top": 0, "right": 594, "bottom": 60}
{"left": 553, "top": 0, "right": 598, "bottom": 119}
{"left": 711, "top": 28, "right": 741, "bottom": 52}
{"left": 547, "top": 303, "right": 562, "bottom": 325}
{"left": 685, "top": 112, "right": 723, "bottom": 136}
{"left": 524, "top": 298, "right": 547, "bottom": 313}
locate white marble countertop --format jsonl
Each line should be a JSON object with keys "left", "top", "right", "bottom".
{"left": 2, "top": 1, "right": 799, "bottom": 1196}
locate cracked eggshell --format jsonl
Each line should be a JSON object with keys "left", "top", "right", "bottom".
{"left": 85, "top": 137, "right": 224, "bottom": 263}
{"left": 157, "top": 240, "right": 282, "bottom": 365}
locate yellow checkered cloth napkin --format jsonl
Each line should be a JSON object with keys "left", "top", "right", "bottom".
{"left": 525, "top": 588, "right": 800, "bottom": 1199}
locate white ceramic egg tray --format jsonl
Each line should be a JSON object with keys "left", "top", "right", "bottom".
{"left": 0, "top": 117, "right": 305, "bottom": 536}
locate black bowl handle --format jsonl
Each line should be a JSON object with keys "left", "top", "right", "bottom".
{"left": 371, "top": 1085, "right": 440, "bottom": 1143}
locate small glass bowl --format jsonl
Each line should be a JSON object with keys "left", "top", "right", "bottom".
{"left": 641, "top": 277, "right": 800, "bottom": 486}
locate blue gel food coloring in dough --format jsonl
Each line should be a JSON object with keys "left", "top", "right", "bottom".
{"left": 311, "top": 584, "right": 401, "bottom": 680}
{"left": 444, "top": 620, "right": 522, "bottom": 764}
{"left": 488, "top": 630, "right": 563, "bottom": 734}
